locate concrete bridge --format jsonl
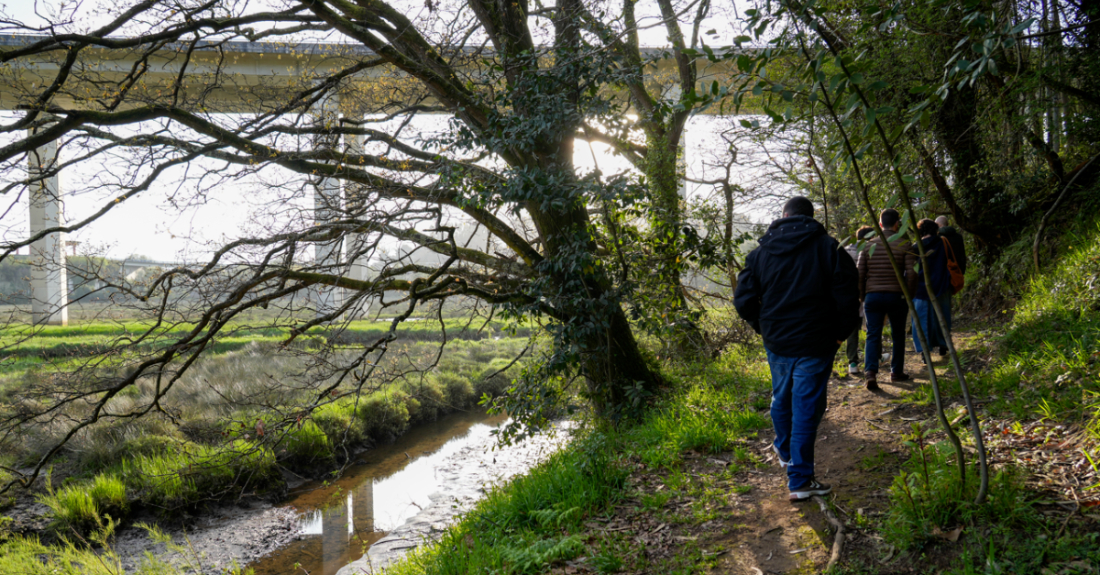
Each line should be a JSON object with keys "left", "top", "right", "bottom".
{"left": 1, "top": 35, "right": 745, "bottom": 325}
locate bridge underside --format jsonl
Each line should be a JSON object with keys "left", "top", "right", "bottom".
{"left": 2, "top": 37, "right": 746, "bottom": 324}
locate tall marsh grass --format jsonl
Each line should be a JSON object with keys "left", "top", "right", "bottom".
{"left": 38, "top": 474, "right": 129, "bottom": 535}
{"left": 3, "top": 333, "right": 530, "bottom": 533}
{"left": 117, "top": 440, "right": 279, "bottom": 510}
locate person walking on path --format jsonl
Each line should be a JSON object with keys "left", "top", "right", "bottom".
{"left": 935, "top": 215, "right": 967, "bottom": 274}
{"left": 934, "top": 215, "right": 965, "bottom": 355}
{"left": 734, "top": 196, "right": 860, "bottom": 502}
{"left": 910, "top": 218, "right": 953, "bottom": 359}
{"left": 857, "top": 209, "right": 916, "bottom": 391}
{"left": 843, "top": 226, "right": 874, "bottom": 376}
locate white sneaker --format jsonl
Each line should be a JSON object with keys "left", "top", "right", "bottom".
{"left": 789, "top": 478, "right": 832, "bottom": 501}
{"left": 772, "top": 445, "right": 790, "bottom": 468}
{"left": 848, "top": 362, "right": 861, "bottom": 376}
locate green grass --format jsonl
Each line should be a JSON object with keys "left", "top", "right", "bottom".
{"left": 884, "top": 429, "right": 1100, "bottom": 574}
{"left": 0, "top": 537, "right": 132, "bottom": 575}
{"left": 943, "top": 531, "right": 1100, "bottom": 575}
{"left": 883, "top": 427, "right": 1036, "bottom": 551}
{"left": 876, "top": 218, "right": 1100, "bottom": 571}
{"left": 116, "top": 440, "right": 279, "bottom": 511}
{"left": 0, "top": 314, "right": 530, "bottom": 392}
{"left": 38, "top": 474, "right": 129, "bottom": 535}
{"left": 384, "top": 345, "right": 771, "bottom": 575}
{"left": 389, "top": 433, "right": 625, "bottom": 575}
{"left": 39, "top": 438, "right": 283, "bottom": 532}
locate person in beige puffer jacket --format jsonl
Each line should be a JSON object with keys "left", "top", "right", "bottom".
{"left": 856, "top": 209, "right": 917, "bottom": 390}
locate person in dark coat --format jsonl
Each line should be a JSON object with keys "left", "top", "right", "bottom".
{"left": 934, "top": 215, "right": 965, "bottom": 356}
{"left": 734, "top": 196, "right": 860, "bottom": 502}
{"left": 935, "top": 216, "right": 967, "bottom": 273}
{"left": 909, "top": 219, "right": 953, "bottom": 357}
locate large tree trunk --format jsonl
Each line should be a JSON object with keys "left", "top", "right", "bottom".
{"left": 932, "top": 88, "right": 1011, "bottom": 253}
{"left": 526, "top": 185, "right": 663, "bottom": 416}
{"left": 581, "top": 303, "right": 664, "bottom": 414}
{"left": 645, "top": 128, "right": 685, "bottom": 307}
{"left": 643, "top": 127, "right": 705, "bottom": 356}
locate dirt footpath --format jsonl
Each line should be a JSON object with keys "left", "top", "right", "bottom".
{"left": 708, "top": 348, "right": 950, "bottom": 575}
{"left": 564, "top": 346, "right": 956, "bottom": 575}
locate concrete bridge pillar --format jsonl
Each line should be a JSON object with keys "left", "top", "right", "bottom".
{"left": 321, "top": 491, "right": 351, "bottom": 573}
{"left": 312, "top": 92, "right": 345, "bottom": 320}
{"left": 351, "top": 479, "right": 374, "bottom": 541}
{"left": 344, "top": 129, "right": 372, "bottom": 319}
{"left": 27, "top": 116, "right": 68, "bottom": 326}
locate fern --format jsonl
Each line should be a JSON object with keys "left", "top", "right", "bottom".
{"left": 499, "top": 535, "right": 584, "bottom": 574}
{"left": 527, "top": 505, "right": 581, "bottom": 529}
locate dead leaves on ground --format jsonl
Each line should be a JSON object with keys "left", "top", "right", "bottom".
{"left": 984, "top": 420, "right": 1100, "bottom": 508}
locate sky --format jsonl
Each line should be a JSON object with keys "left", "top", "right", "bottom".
{"left": 0, "top": 0, "right": 784, "bottom": 263}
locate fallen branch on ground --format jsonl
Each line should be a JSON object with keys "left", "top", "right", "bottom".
{"left": 814, "top": 494, "right": 845, "bottom": 571}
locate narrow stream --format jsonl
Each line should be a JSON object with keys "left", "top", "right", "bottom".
{"left": 245, "top": 409, "right": 555, "bottom": 575}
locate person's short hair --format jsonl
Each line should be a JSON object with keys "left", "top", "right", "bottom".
{"left": 782, "top": 196, "right": 814, "bottom": 218}
{"left": 917, "top": 218, "right": 939, "bottom": 237}
{"left": 880, "top": 208, "right": 900, "bottom": 229}
{"left": 935, "top": 215, "right": 949, "bottom": 227}
{"left": 856, "top": 225, "right": 874, "bottom": 240}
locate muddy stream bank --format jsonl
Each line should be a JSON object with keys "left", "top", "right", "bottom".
{"left": 111, "top": 410, "right": 569, "bottom": 574}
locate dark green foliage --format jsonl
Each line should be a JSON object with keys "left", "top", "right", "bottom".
{"left": 282, "top": 421, "right": 334, "bottom": 467}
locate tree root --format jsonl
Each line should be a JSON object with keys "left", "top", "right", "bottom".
{"left": 813, "top": 495, "right": 845, "bottom": 572}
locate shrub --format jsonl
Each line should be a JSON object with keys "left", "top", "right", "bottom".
{"left": 357, "top": 393, "right": 411, "bottom": 441}
{"left": 403, "top": 381, "right": 442, "bottom": 422}
{"left": 476, "top": 367, "right": 513, "bottom": 398}
{"left": 438, "top": 372, "right": 476, "bottom": 408}
{"left": 313, "top": 400, "right": 366, "bottom": 448}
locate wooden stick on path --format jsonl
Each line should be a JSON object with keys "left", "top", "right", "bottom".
{"left": 813, "top": 494, "right": 845, "bottom": 571}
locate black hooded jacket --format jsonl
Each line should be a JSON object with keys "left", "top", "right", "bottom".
{"left": 734, "top": 215, "right": 861, "bottom": 358}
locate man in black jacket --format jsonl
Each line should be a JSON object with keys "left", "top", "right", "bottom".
{"left": 734, "top": 197, "right": 860, "bottom": 502}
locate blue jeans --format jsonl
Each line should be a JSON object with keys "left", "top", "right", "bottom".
{"left": 766, "top": 349, "right": 831, "bottom": 491}
{"left": 863, "top": 292, "right": 907, "bottom": 375}
{"left": 935, "top": 293, "right": 953, "bottom": 348}
{"left": 913, "top": 295, "right": 952, "bottom": 352}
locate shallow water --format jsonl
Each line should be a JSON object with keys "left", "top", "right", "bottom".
{"left": 246, "top": 409, "right": 510, "bottom": 575}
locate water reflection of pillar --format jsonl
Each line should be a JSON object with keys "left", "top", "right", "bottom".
{"left": 351, "top": 478, "right": 374, "bottom": 541}
{"left": 321, "top": 494, "right": 349, "bottom": 573}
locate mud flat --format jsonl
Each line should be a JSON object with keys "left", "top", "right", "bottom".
{"left": 106, "top": 409, "right": 569, "bottom": 575}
